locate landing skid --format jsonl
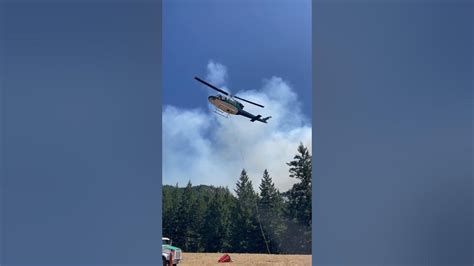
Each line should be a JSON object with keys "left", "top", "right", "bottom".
{"left": 213, "top": 109, "right": 229, "bottom": 118}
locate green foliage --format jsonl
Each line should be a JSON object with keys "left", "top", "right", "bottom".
{"left": 258, "top": 169, "right": 286, "bottom": 253}
{"left": 174, "top": 181, "right": 195, "bottom": 251}
{"left": 162, "top": 183, "right": 181, "bottom": 243}
{"left": 201, "top": 187, "right": 233, "bottom": 252}
{"left": 231, "top": 169, "right": 264, "bottom": 253}
{"left": 284, "top": 143, "right": 312, "bottom": 253}
{"left": 162, "top": 143, "right": 312, "bottom": 254}
{"left": 162, "top": 183, "right": 233, "bottom": 252}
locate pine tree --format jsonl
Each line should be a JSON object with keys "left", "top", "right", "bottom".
{"left": 163, "top": 183, "right": 181, "bottom": 242}
{"left": 286, "top": 143, "right": 312, "bottom": 226}
{"left": 187, "top": 190, "right": 206, "bottom": 252}
{"left": 162, "top": 144, "right": 313, "bottom": 255}
{"left": 174, "top": 180, "right": 195, "bottom": 250}
{"left": 258, "top": 169, "right": 286, "bottom": 253}
{"left": 284, "top": 143, "right": 312, "bottom": 254}
{"left": 202, "top": 190, "right": 221, "bottom": 252}
{"left": 231, "top": 169, "right": 262, "bottom": 253}
{"left": 162, "top": 185, "right": 172, "bottom": 237}
{"left": 202, "top": 188, "right": 233, "bottom": 252}
{"left": 219, "top": 187, "right": 234, "bottom": 251}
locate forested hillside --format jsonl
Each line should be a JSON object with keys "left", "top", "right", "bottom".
{"left": 163, "top": 143, "right": 312, "bottom": 254}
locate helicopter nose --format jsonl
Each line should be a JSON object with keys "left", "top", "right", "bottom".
{"left": 208, "top": 96, "right": 216, "bottom": 102}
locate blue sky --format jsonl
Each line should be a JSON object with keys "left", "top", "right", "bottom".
{"left": 163, "top": 0, "right": 311, "bottom": 115}
{"left": 162, "top": 0, "right": 312, "bottom": 190}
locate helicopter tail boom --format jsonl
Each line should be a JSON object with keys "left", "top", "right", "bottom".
{"left": 250, "top": 115, "right": 261, "bottom": 122}
{"left": 249, "top": 114, "right": 271, "bottom": 123}
{"left": 261, "top": 116, "right": 271, "bottom": 123}
{"left": 239, "top": 109, "right": 271, "bottom": 123}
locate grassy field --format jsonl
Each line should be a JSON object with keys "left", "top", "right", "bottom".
{"left": 178, "top": 252, "right": 312, "bottom": 266}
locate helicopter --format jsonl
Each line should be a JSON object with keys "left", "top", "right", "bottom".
{"left": 194, "top": 76, "right": 272, "bottom": 123}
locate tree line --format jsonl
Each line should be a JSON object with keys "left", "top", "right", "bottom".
{"left": 162, "top": 143, "right": 311, "bottom": 254}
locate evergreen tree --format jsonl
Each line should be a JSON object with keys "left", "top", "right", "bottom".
{"left": 202, "top": 190, "right": 222, "bottom": 252}
{"left": 231, "top": 169, "right": 262, "bottom": 253}
{"left": 258, "top": 169, "right": 286, "bottom": 253}
{"left": 162, "top": 185, "right": 172, "bottom": 237}
{"left": 187, "top": 189, "right": 206, "bottom": 251}
{"left": 174, "top": 180, "right": 195, "bottom": 250}
{"left": 162, "top": 143, "right": 313, "bottom": 255}
{"left": 284, "top": 143, "right": 312, "bottom": 253}
{"left": 202, "top": 188, "right": 233, "bottom": 252}
{"left": 219, "top": 187, "right": 234, "bottom": 251}
{"left": 163, "top": 183, "right": 181, "bottom": 242}
{"left": 286, "top": 143, "right": 312, "bottom": 226}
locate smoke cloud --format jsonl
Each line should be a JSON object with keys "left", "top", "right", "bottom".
{"left": 163, "top": 61, "right": 311, "bottom": 192}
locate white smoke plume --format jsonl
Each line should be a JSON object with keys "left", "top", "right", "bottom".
{"left": 163, "top": 60, "right": 311, "bottom": 192}
{"left": 205, "top": 60, "right": 228, "bottom": 87}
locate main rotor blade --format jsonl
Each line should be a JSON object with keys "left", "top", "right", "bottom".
{"left": 194, "top": 76, "right": 229, "bottom": 96}
{"left": 234, "top": 95, "right": 264, "bottom": 108}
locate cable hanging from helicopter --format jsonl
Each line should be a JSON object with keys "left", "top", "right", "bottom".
{"left": 193, "top": 74, "right": 273, "bottom": 254}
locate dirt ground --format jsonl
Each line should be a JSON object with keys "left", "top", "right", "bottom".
{"left": 177, "top": 252, "right": 312, "bottom": 266}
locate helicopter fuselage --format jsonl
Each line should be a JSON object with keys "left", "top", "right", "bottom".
{"left": 207, "top": 95, "right": 270, "bottom": 123}
{"left": 208, "top": 95, "right": 242, "bottom": 115}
